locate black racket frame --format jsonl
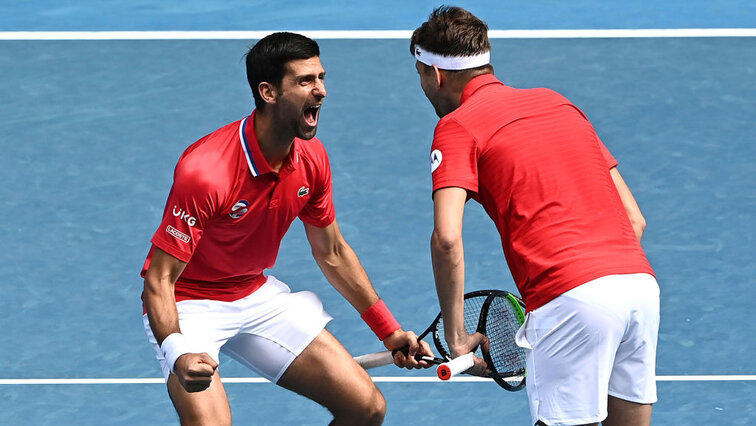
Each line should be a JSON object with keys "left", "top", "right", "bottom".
{"left": 425, "top": 290, "right": 527, "bottom": 391}
{"left": 478, "top": 290, "right": 527, "bottom": 391}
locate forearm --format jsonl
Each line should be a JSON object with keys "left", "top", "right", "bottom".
{"left": 610, "top": 167, "right": 646, "bottom": 241}
{"left": 143, "top": 277, "right": 181, "bottom": 345}
{"left": 430, "top": 230, "right": 466, "bottom": 346}
{"left": 313, "top": 239, "right": 379, "bottom": 314}
{"left": 306, "top": 220, "right": 405, "bottom": 345}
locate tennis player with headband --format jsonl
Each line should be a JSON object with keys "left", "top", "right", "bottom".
{"left": 141, "top": 32, "right": 432, "bottom": 425}
{"left": 410, "top": 6, "right": 660, "bottom": 426}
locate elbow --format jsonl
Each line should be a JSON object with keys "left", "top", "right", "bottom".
{"left": 431, "top": 228, "right": 463, "bottom": 254}
{"left": 142, "top": 276, "right": 163, "bottom": 303}
{"left": 635, "top": 215, "right": 646, "bottom": 233}
{"left": 629, "top": 213, "right": 646, "bottom": 240}
{"left": 143, "top": 269, "right": 174, "bottom": 301}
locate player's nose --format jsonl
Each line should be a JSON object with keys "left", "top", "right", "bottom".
{"left": 313, "top": 79, "right": 326, "bottom": 98}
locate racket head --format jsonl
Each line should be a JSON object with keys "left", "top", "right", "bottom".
{"left": 479, "top": 290, "right": 527, "bottom": 391}
{"left": 431, "top": 290, "right": 499, "bottom": 362}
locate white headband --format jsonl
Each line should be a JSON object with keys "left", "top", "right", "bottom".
{"left": 413, "top": 45, "right": 490, "bottom": 70}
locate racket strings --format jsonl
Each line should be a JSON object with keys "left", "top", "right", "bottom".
{"left": 485, "top": 296, "right": 527, "bottom": 376}
{"left": 435, "top": 295, "right": 488, "bottom": 359}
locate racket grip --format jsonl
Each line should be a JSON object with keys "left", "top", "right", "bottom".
{"left": 437, "top": 353, "right": 475, "bottom": 380}
{"left": 354, "top": 350, "right": 394, "bottom": 369}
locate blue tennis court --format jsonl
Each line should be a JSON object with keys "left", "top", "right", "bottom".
{"left": 1, "top": 1, "right": 755, "bottom": 424}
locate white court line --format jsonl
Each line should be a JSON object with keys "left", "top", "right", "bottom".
{"left": 1, "top": 375, "right": 755, "bottom": 385}
{"left": 0, "top": 29, "right": 755, "bottom": 40}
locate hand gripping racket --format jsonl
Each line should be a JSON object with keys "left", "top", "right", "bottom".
{"left": 354, "top": 290, "right": 526, "bottom": 391}
{"left": 353, "top": 290, "right": 492, "bottom": 371}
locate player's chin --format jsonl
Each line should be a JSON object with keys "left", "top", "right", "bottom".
{"left": 297, "top": 124, "right": 318, "bottom": 140}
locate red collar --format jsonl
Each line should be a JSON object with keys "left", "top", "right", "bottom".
{"left": 240, "top": 110, "right": 301, "bottom": 177}
{"left": 460, "top": 74, "right": 503, "bottom": 104}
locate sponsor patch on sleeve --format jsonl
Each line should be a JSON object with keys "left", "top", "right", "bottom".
{"left": 166, "top": 225, "right": 191, "bottom": 243}
{"left": 430, "top": 149, "right": 443, "bottom": 173}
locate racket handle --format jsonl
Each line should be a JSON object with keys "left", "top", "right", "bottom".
{"left": 354, "top": 350, "right": 394, "bottom": 369}
{"left": 355, "top": 350, "right": 442, "bottom": 369}
{"left": 437, "top": 352, "right": 475, "bottom": 380}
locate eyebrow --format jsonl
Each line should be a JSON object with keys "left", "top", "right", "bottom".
{"left": 294, "top": 71, "right": 326, "bottom": 81}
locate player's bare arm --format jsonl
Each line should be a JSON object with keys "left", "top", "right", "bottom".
{"left": 143, "top": 247, "right": 218, "bottom": 392}
{"left": 430, "top": 187, "right": 488, "bottom": 373}
{"left": 610, "top": 167, "right": 646, "bottom": 241}
{"left": 303, "top": 220, "right": 433, "bottom": 369}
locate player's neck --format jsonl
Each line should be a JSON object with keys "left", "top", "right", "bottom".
{"left": 254, "top": 111, "right": 293, "bottom": 173}
{"left": 434, "top": 88, "right": 463, "bottom": 117}
{"left": 435, "top": 69, "right": 468, "bottom": 116}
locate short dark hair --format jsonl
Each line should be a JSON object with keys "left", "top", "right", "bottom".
{"left": 245, "top": 32, "right": 320, "bottom": 110}
{"left": 410, "top": 6, "right": 490, "bottom": 58}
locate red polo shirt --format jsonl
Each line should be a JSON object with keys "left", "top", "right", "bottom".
{"left": 142, "top": 111, "right": 335, "bottom": 302}
{"left": 431, "top": 74, "right": 653, "bottom": 311}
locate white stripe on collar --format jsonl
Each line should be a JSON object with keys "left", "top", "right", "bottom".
{"left": 238, "top": 116, "right": 259, "bottom": 177}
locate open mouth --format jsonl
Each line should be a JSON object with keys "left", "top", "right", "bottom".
{"left": 303, "top": 104, "right": 321, "bottom": 127}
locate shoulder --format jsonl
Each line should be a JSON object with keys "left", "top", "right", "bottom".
{"left": 434, "top": 114, "right": 474, "bottom": 145}
{"left": 531, "top": 87, "right": 572, "bottom": 104}
{"left": 174, "top": 120, "right": 242, "bottom": 192}
{"left": 527, "top": 87, "right": 589, "bottom": 120}
{"left": 510, "top": 86, "right": 579, "bottom": 112}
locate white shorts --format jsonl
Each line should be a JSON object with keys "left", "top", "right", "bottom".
{"left": 515, "top": 273, "right": 660, "bottom": 426}
{"left": 143, "top": 275, "right": 332, "bottom": 383}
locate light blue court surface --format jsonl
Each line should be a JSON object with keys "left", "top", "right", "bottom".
{"left": 1, "top": 2, "right": 755, "bottom": 425}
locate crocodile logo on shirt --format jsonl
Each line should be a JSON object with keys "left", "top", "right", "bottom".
{"left": 298, "top": 186, "right": 310, "bottom": 197}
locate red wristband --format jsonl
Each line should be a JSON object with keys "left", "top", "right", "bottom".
{"left": 361, "top": 299, "right": 401, "bottom": 341}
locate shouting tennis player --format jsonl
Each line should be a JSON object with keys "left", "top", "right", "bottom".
{"left": 410, "top": 7, "right": 660, "bottom": 426}
{"left": 141, "top": 32, "right": 431, "bottom": 425}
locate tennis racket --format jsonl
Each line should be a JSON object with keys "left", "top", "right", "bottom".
{"left": 353, "top": 290, "right": 527, "bottom": 391}
{"left": 477, "top": 290, "right": 527, "bottom": 391}
{"left": 353, "top": 290, "right": 493, "bottom": 371}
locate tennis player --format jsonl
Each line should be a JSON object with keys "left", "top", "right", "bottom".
{"left": 141, "top": 32, "right": 431, "bottom": 425}
{"left": 410, "top": 7, "right": 660, "bottom": 426}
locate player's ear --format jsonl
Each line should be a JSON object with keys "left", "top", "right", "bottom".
{"left": 258, "top": 81, "right": 278, "bottom": 104}
{"left": 432, "top": 64, "right": 444, "bottom": 88}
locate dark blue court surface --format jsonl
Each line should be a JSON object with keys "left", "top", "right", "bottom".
{"left": 1, "top": 2, "right": 754, "bottom": 425}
